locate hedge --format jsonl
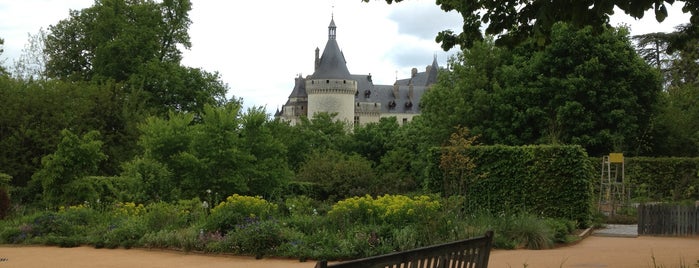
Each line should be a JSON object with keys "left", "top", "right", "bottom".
{"left": 428, "top": 145, "right": 595, "bottom": 227}
{"left": 591, "top": 157, "right": 699, "bottom": 202}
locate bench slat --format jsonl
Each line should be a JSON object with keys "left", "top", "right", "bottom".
{"left": 316, "top": 231, "right": 493, "bottom": 268}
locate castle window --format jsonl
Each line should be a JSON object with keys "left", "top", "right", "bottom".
{"left": 354, "top": 116, "right": 360, "bottom": 126}
{"left": 402, "top": 118, "right": 408, "bottom": 125}
{"left": 326, "top": 80, "right": 330, "bottom": 83}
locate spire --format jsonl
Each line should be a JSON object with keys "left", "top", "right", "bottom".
{"left": 312, "top": 16, "right": 351, "bottom": 79}
{"left": 426, "top": 54, "right": 439, "bottom": 86}
{"left": 328, "top": 16, "right": 337, "bottom": 40}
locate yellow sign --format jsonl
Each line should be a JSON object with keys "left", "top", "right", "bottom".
{"left": 609, "top": 153, "right": 624, "bottom": 163}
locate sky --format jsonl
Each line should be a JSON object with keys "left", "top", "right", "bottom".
{"left": 0, "top": 0, "right": 692, "bottom": 115}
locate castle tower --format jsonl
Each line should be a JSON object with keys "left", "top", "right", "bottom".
{"left": 306, "top": 16, "right": 357, "bottom": 124}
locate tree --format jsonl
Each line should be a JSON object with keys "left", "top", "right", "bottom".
{"left": 238, "top": 107, "right": 293, "bottom": 198}
{"left": 349, "top": 117, "right": 400, "bottom": 166}
{"left": 276, "top": 113, "right": 352, "bottom": 171}
{"left": 633, "top": 24, "right": 699, "bottom": 156}
{"left": 44, "top": 0, "right": 225, "bottom": 115}
{"left": 44, "top": 0, "right": 190, "bottom": 81}
{"left": 0, "top": 37, "right": 6, "bottom": 75}
{"left": 439, "top": 127, "right": 479, "bottom": 197}
{"left": 29, "top": 129, "right": 107, "bottom": 207}
{"left": 12, "top": 29, "right": 48, "bottom": 81}
{"left": 422, "top": 24, "right": 662, "bottom": 156}
{"left": 369, "top": 0, "right": 697, "bottom": 50}
{"left": 296, "top": 149, "right": 377, "bottom": 200}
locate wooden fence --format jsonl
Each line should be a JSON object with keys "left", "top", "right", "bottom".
{"left": 637, "top": 203, "right": 699, "bottom": 236}
{"left": 315, "top": 231, "right": 494, "bottom": 268}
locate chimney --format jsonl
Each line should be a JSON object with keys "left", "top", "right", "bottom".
{"left": 393, "top": 83, "right": 399, "bottom": 98}
{"left": 411, "top": 68, "right": 418, "bottom": 78}
{"left": 314, "top": 47, "right": 320, "bottom": 71}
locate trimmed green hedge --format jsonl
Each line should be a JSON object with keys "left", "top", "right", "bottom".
{"left": 428, "top": 145, "right": 595, "bottom": 227}
{"left": 619, "top": 157, "right": 699, "bottom": 201}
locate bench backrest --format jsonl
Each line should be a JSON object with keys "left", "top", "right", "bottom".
{"left": 315, "top": 231, "right": 493, "bottom": 268}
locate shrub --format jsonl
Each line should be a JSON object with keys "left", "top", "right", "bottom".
{"left": 327, "top": 194, "right": 440, "bottom": 228}
{"left": 428, "top": 145, "right": 595, "bottom": 227}
{"left": 0, "top": 188, "right": 10, "bottom": 220}
{"left": 205, "top": 194, "right": 277, "bottom": 233}
{"left": 226, "top": 218, "right": 284, "bottom": 258}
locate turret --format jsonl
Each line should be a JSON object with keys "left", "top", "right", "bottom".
{"left": 306, "top": 16, "right": 357, "bottom": 125}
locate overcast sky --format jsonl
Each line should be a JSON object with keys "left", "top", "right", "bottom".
{"left": 0, "top": 0, "right": 692, "bottom": 114}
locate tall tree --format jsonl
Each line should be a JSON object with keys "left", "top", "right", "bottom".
{"left": 0, "top": 37, "right": 6, "bottom": 75}
{"left": 422, "top": 24, "right": 662, "bottom": 156}
{"left": 369, "top": 0, "right": 697, "bottom": 50}
{"left": 29, "top": 129, "right": 106, "bottom": 207}
{"left": 44, "top": 0, "right": 225, "bottom": 115}
{"left": 12, "top": 29, "right": 48, "bottom": 81}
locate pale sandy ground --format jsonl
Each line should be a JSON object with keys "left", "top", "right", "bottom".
{"left": 0, "top": 236, "right": 698, "bottom": 268}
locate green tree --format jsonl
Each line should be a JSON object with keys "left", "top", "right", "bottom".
{"left": 349, "top": 117, "right": 400, "bottom": 166}
{"left": 652, "top": 84, "right": 699, "bottom": 156}
{"left": 370, "top": 0, "right": 697, "bottom": 50}
{"left": 12, "top": 29, "right": 48, "bottom": 81}
{"left": 44, "top": 0, "right": 226, "bottom": 114}
{"left": 277, "top": 113, "right": 352, "bottom": 171}
{"left": 238, "top": 107, "right": 293, "bottom": 198}
{"left": 296, "top": 149, "right": 377, "bottom": 200}
{"left": 0, "top": 79, "right": 132, "bottom": 193}
{"left": 634, "top": 25, "right": 699, "bottom": 156}
{"left": 422, "top": 24, "right": 662, "bottom": 156}
{"left": 375, "top": 118, "right": 432, "bottom": 193}
{"left": 439, "top": 127, "right": 479, "bottom": 197}
{"left": 134, "top": 103, "right": 291, "bottom": 200}
{"left": 29, "top": 129, "right": 107, "bottom": 207}
{"left": 0, "top": 37, "right": 7, "bottom": 75}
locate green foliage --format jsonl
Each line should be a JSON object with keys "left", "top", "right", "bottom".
{"left": 651, "top": 84, "right": 699, "bottom": 156}
{"left": 133, "top": 104, "right": 291, "bottom": 200}
{"left": 225, "top": 218, "right": 284, "bottom": 258}
{"left": 624, "top": 157, "right": 699, "bottom": 201}
{"left": 422, "top": 24, "right": 662, "bottom": 156}
{"left": 205, "top": 194, "right": 277, "bottom": 233}
{"left": 296, "top": 149, "right": 377, "bottom": 200}
{"left": 327, "top": 194, "right": 441, "bottom": 228}
{"left": 429, "top": 145, "right": 595, "bottom": 227}
{"left": 0, "top": 194, "right": 581, "bottom": 259}
{"left": 277, "top": 113, "right": 352, "bottom": 172}
{"left": 30, "top": 129, "right": 106, "bottom": 207}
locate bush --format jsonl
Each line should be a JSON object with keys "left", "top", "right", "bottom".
{"left": 428, "top": 145, "right": 595, "bottom": 227}
{"left": 226, "top": 218, "right": 284, "bottom": 258}
{"left": 205, "top": 194, "right": 277, "bottom": 233}
{"left": 327, "top": 194, "right": 441, "bottom": 228}
{"left": 0, "top": 188, "right": 10, "bottom": 220}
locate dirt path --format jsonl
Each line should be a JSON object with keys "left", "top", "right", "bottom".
{"left": 1, "top": 236, "right": 698, "bottom": 268}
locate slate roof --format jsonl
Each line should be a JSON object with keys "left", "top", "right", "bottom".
{"left": 395, "top": 57, "right": 439, "bottom": 87}
{"left": 355, "top": 83, "right": 426, "bottom": 114}
{"left": 287, "top": 75, "right": 307, "bottom": 100}
{"left": 311, "top": 18, "right": 352, "bottom": 80}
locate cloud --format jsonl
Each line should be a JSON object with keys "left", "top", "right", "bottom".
{"left": 387, "top": 2, "right": 462, "bottom": 41}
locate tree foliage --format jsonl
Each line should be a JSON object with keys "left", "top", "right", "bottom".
{"left": 131, "top": 104, "right": 292, "bottom": 201}
{"left": 296, "top": 149, "right": 377, "bottom": 200}
{"left": 634, "top": 24, "right": 699, "bottom": 156}
{"left": 29, "top": 129, "right": 107, "bottom": 207}
{"left": 422, "top": 24, "right": 662, "bottom": 156}
{"left": 369, "top": 0, "right": 697, "bottom": 50}
{"left": 44, "top": 0, "right": 226, "bottom": 115}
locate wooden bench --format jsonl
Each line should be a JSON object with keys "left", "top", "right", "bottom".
{"left": 315, "top": 231, "right": 493, "bottom": 268}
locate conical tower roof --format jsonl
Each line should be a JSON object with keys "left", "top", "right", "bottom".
{"left": 426, "top": 55, "right": 439, "bottom": 85}
{"left": 311, "top": 17, "right": 351, "bottom": 80}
